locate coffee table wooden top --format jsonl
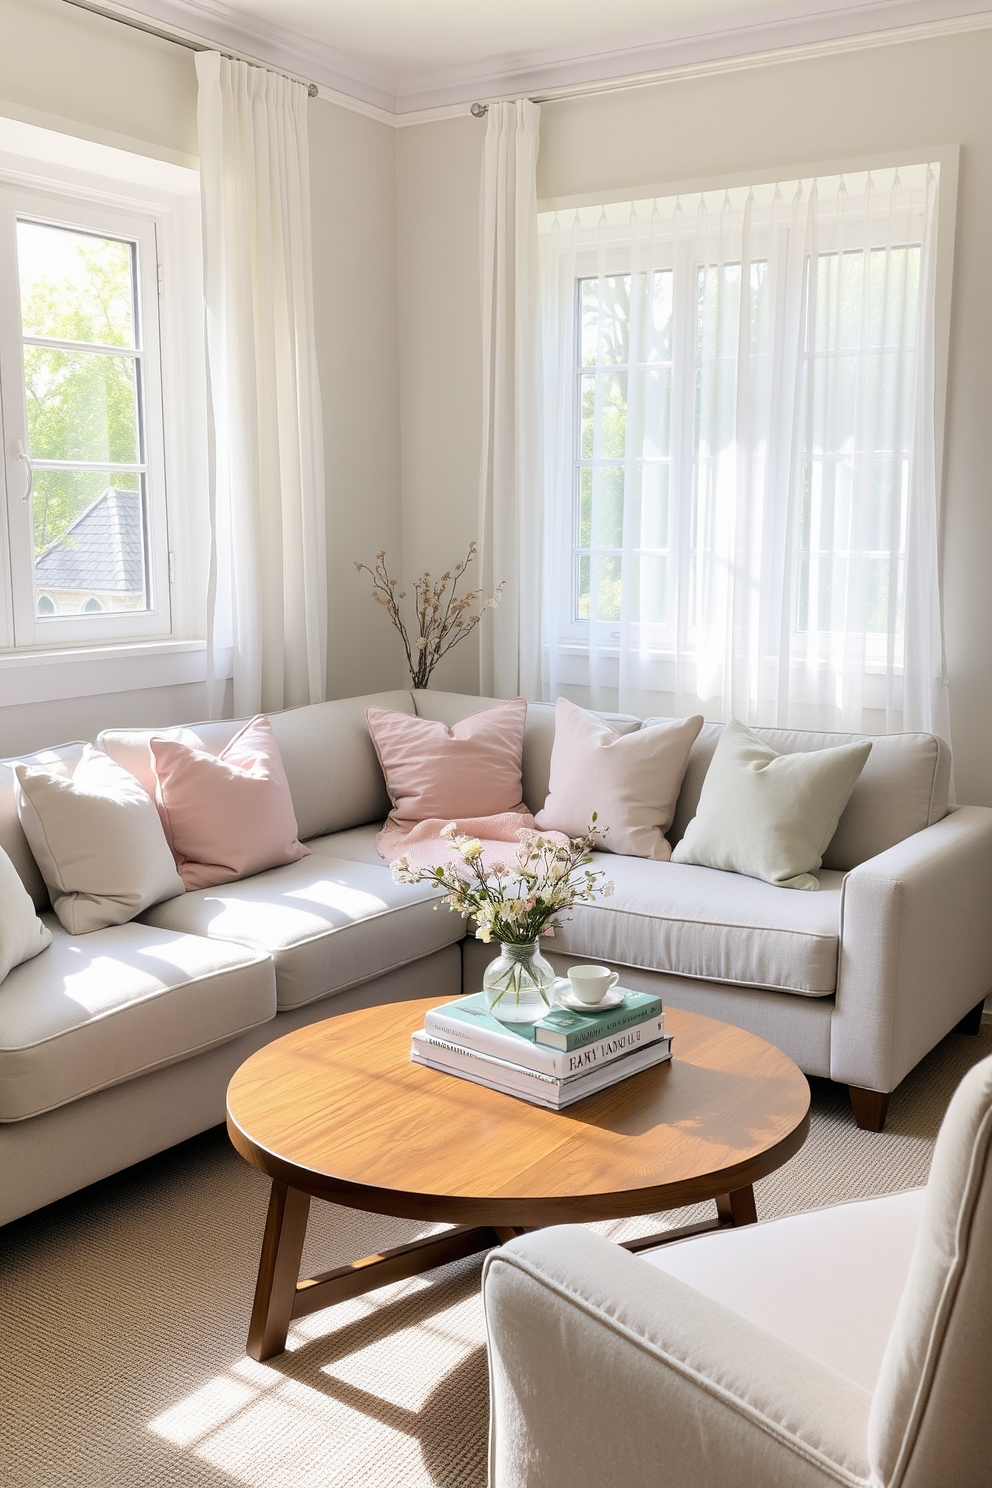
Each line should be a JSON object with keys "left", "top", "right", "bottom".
{"left": 227, "top": 998, "right": 810, "bottom": 1228}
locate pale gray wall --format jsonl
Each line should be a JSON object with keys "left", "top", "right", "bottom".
{"left": 0, "top": 682, "right": 230, "bottom": 757}
{"left": 309, "top": 98, "right": 405, "bottom": 699}
{"left": 396, "top": 29, "right": 992, "bottom": 804}
{"left": 0, "top": 0, "right": 197, "bottom": 161}
{"left": 395, "top": 118, "right": 486, "bottom": 694}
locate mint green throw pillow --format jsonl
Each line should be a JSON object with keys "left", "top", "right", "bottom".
{"left": 671, "top": 720, "right": 872, "bottom": 890}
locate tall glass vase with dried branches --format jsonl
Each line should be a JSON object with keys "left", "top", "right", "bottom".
{"left": 355, "top": 543, "right": 505, "bottom": 689}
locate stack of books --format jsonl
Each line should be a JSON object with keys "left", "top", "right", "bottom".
{"left": 410, "top": 988, "right": 672, "bottom": 1109}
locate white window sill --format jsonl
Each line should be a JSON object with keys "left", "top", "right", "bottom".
{"left": 0, "top": 640, "right": 233, "bottom": 708}
{"left": 552, "top": 640, "right": 903, "bottom": 676}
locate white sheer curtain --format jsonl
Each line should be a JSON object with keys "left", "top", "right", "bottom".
{"left": 540, "top": 166, "right": 949, "bottom": 738}
{"left": 196, "top": 52, "right": 327, "bottom": 717}
{"left": 478, "top": 99, "right": 543, "bottom": 699}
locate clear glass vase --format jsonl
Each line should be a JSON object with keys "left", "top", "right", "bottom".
{"left": 482, "top": 941, "right": 557, "bottom": 1024}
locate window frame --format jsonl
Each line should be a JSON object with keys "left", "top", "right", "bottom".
{"left": 0, "top": 117, "right": 209, "bottom": 692}
{"left": 0, "top": 188, "right": 171, "bottom": 647}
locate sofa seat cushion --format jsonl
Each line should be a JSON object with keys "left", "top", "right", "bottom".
{"left": 0, "top": 916, "right": 275, "bottom": 1122}
{"left": 305, "top": 824, "right": 386, "bottom": 865}
{"left": 552, "top": 854, "right": 844, "bottom": 996}
{"left": 140, "top": 854, "right": 461, "bottom": 1011}
{"left": 641, "top": 1188, "right": 926, "bottom": 1391}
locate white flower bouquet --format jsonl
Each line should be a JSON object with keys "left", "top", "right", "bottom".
{"left": 390, "top": 819, "right": 615, "bottom": 944}
{"left": 391, "top": 821, "right": 615, "bottom": 1020}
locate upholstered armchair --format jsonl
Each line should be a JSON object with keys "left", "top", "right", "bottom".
{"left": 483, "top": 1054, "right": 992, "bottom": 1488}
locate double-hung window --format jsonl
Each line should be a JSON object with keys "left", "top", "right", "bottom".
{"left": 0, "top": 189, "right": 170, "bottom": 647}
{"left": 540, "top": 164, "right": 946, "bottom": 734}
{"left": 0, "top": 120, "right": 205, "bottom": 680}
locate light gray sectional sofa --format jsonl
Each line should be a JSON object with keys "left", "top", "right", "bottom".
{"left": 2, "top": 689, "right": 991, "bottom": 1228}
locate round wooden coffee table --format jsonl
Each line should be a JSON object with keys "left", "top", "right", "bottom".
{"left": 227, "top": 997, "right": 810, "bottom": 1360}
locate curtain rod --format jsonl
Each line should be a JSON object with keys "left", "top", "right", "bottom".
{"left": 469, "top": 10, "right": 992, "bottom": 118}
{"left": 61, "top": 0, "right": 320, "bottom": 95}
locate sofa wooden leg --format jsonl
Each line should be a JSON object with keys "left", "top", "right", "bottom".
{"left": 955, "top": 998, "right": 987, "bottom": 1036}
{"left": 849, "top": 1086, "right": 891, "bottom": 1132}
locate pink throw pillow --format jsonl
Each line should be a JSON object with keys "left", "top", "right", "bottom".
{"left": 366, "top": 698, "right": 527, "bottom": 827}
{"left": 535, "top": 698, "right": 704, "bottom": 860}
{"left": 150, "top": 715, "right": 310, "bottom": 890}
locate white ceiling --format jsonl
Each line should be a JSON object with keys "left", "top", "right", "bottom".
{"left": 124, "top": 0, "right": 992, "bottom": 115}
{"left": 184, "top": 0, "right": 807, "bottom": 74}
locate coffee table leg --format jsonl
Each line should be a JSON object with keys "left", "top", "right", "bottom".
{"left": 622, "top": 1182, "right": 759, "bottom": 1254}
{"left": 715, "top": 1185, "right": 757, "bottom": 1227}
{"left": 247, "top": 1181, "right": 311, "bottom": 1362}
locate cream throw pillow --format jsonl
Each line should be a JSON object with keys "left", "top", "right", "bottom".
{"left": 534, "top": 698, "right": 704, "bottom": 859}
{"left": 671, "top": 719, "right": 872, "bottom": 890}
{"left": 0, "top": 843, "right": 52, "bottom": 981}
{"left": 14, "top": 746, "right": 185, "bottom": 934}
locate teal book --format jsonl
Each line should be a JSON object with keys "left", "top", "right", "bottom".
{"left": 531, "top": 991, "right": 665, "bottom": 1051}
{"left": 426, "top": 989, "right": 664, "bottom": 1058}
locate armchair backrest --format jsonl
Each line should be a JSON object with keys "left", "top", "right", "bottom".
{"left": 869, "top": 1052, "right": 992, "bottom": 1488}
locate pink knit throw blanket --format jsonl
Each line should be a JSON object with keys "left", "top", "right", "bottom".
{"left": 376, "top": 809, "right": 567, "bottom": 873}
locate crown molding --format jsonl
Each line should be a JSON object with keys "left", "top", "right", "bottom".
{"left": 76, "top": 0, "right": 992, "bottom": 124}
{"left": 86, "top": 0, "right": 402, "bottom": 112}
{"left": 395, "top": 0, "right": 992, "bottom": 112}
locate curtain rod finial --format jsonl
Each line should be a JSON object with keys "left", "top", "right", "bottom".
{"left": 471, "top": 102, "right": 489, "bottom": 118}
{"left": 308, "top": 83, "right": 318, "bottom": 97}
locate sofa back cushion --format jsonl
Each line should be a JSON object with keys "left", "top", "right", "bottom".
{"left": 99, "top": 691, "right": 417, "bottom": 840}
{"left": 99, "top": 721, "right": 241, "bottom": 797}
{"left": 655, "top": 720, "right": 951, "bottom": 871}
{"left": 411, "top": 691, "right": 642, "bottom": 817}
{"left": 0, "top": 744, "right": 87, "bottom": 908}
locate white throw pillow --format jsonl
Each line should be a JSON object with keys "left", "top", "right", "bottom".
{"left": 0, "top": 843, "right": 51, "bottom": 981}
{"left": 14, "top": 746, "right": 185, "bottom": 934}
{"left": 534, "top": 698, "right": 704, "bottom": 859}
{"left": 671, "top": 719, "right": 872, "bottom": 890}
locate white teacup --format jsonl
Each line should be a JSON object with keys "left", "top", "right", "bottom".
{"left": 567, "top": 965, "right": 620, "bottom": 1005}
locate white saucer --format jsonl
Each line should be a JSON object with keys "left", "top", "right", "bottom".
{"left": 556, "top": 986, "right": 625, "bottom": 1013}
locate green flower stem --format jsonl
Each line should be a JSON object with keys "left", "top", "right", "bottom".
{"left": 486, "top": 944, "right": 553, "bottom": 1009}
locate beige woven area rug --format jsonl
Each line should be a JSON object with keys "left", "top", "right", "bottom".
{"left": 3, "top": 1022, "right": 991, "bottom": 1488}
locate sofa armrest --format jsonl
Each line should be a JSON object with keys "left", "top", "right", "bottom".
{"left": 834, "top": 805, "right": 992, "bottom": 1091}
{"left": 483, "top": 1227, "right": 871, "bottom": 1488}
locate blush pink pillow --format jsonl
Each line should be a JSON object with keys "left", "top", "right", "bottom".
{"left": 150, "top": 715, "right": 310, "bottom": 890}
{"left": 366, "top": 698, "right": 527, "bottom": 827}
{"left": 535, "top": 697, "right": 704, "bottom": 860}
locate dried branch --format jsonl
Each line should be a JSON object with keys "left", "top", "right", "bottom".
{"left": 355, "top": 543, "right": 505, "bottom": 689}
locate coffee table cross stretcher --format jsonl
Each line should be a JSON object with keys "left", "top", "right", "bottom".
{"left": 226, "top": 997, "right": 810, "bottom": 1361}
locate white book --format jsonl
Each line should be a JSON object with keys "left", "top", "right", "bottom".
{"left": 423, "top": 1005, "right": 667, "bottom": 1079}
{"left": 410, "top": 1030, "right": 673, "bottom": 1110}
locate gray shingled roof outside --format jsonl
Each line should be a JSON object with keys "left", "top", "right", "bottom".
{"left": 35, "top": 487, "right": 145, "bottom": 593}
